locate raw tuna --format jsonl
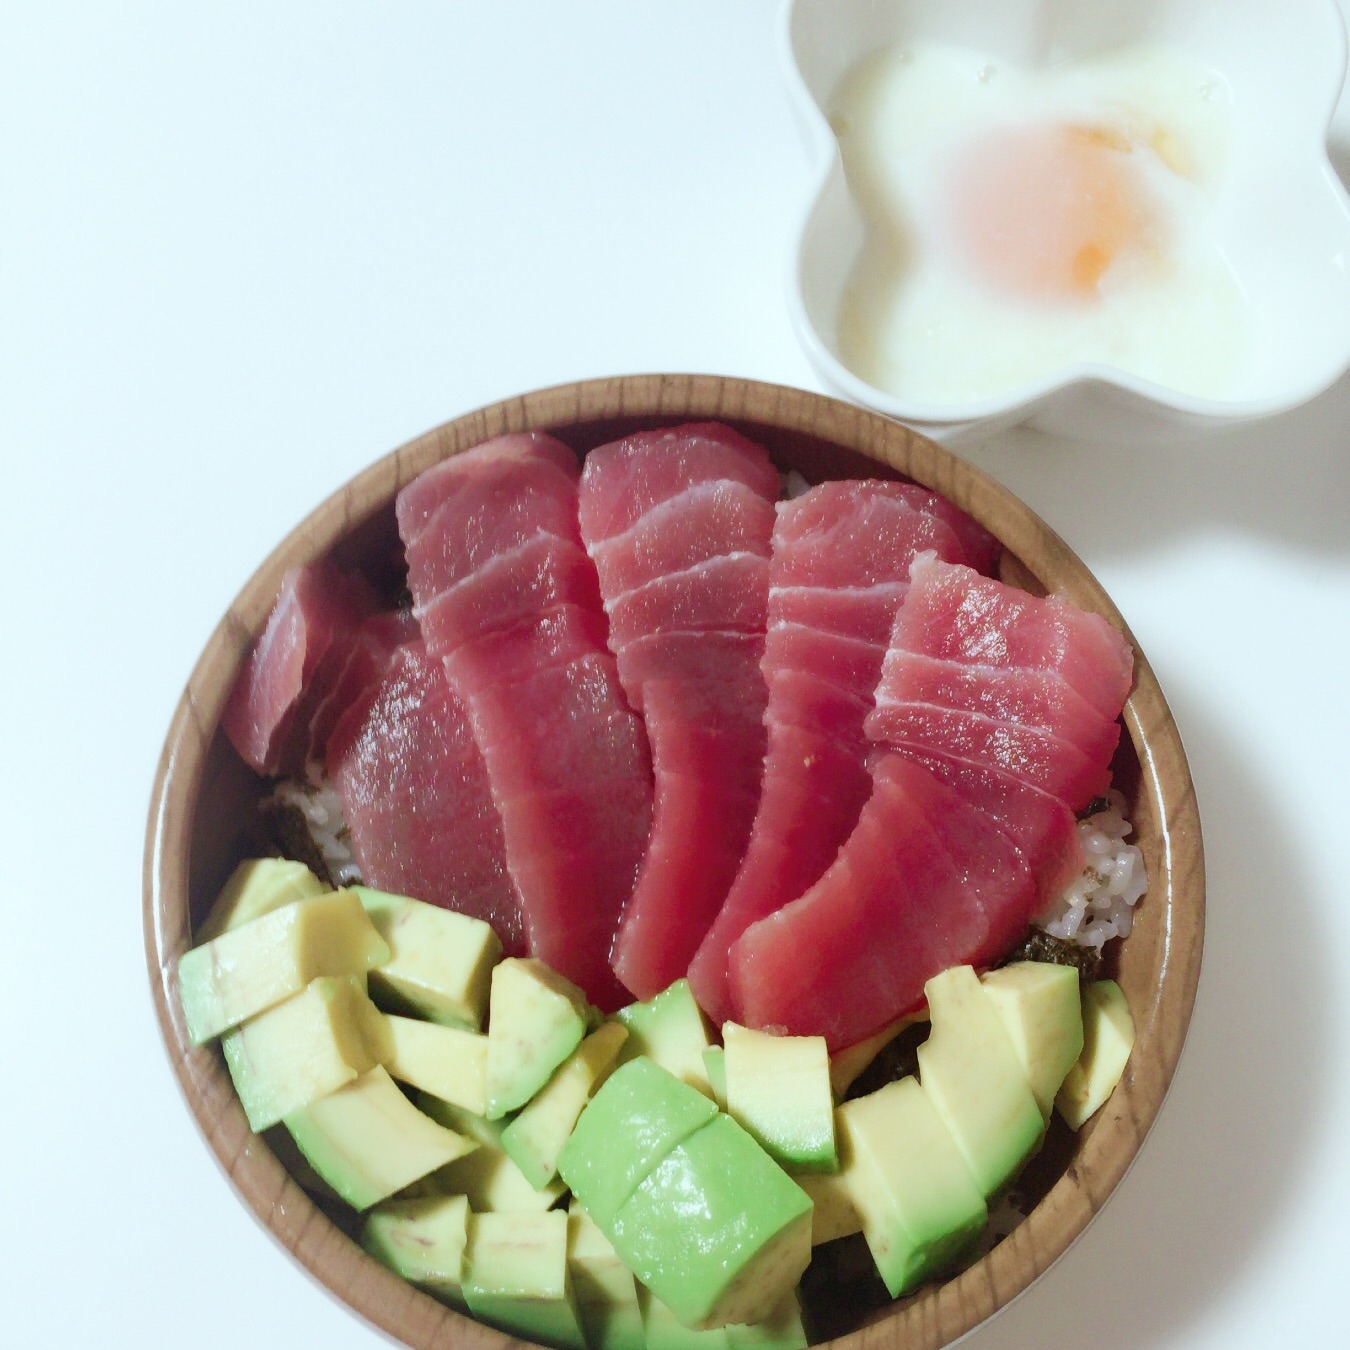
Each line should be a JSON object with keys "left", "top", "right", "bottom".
{"left": 729, "top": 754, "right": 1037, "bottom": 1051}
{"left": 868, "top": 553, "right": 1133, "bottom": 811}
{"left": 222, "top": 559, "right": 382, "bottom": 777}
{"left": 577, "top": 424, "right": 779, "bottom": 999}
{"left": 397, "top": 433, "right": 651, "bottom": 1009}
{"left": 326, "top": 638, "right": 526, "bottom": 953}
{"left": 688, "top": 480, "right": 995, "bottom": 1024}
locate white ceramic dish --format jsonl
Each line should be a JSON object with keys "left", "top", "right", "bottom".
{"left": 782, "top": 0, "right": 1350, "bottom": 445}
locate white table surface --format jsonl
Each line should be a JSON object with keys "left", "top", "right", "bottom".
{"left": 5, "top": 2, "right": 1348, "bottom": 1345}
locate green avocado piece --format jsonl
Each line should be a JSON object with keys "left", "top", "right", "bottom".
{"left": 567, "top": 1203, "right": 646, "bottom": 1350}
{"left": 614, "top": 978, "right": 716, "bottom": 1097}
{"left": 725, "top": 1294, "right": 808, "bottom": 1350}
{"left": 354, "top": 886, "right": 502, "bottom": 1029}
{"left": 198, "top": 857, "right": 329, "bottom": 943}
{"left": 283, "top": 1066, "right": 477, "bottom": 1211}
{"left": 221, "top": 974, "right": 390, "bottom": 1131}
{"left": 557, "top": 1056, "right": 719, "bottom": 1228}
{"left": 916, "top": 965, "right": 1045, "bottom": 1196}
{"left": 723, "top": 1022, "right": 837, "bottom": 1173}
{"left": 384, "top": 1015, "right": 489, "bottom": 1115}
{"left": 501, "top": 1022, "right": 629, "bottom": 1189}
{"left": 178, "top": 890, "right": 389, "bottom": 1045}
{"left": 362, "top": 1193, "right": 470, "bottom": 1309}
{"left": 980, "top": 962, "right": 1084, "bottom": 1119}
{"left": 485, "top": 958, "right": 590, "bottom": 1119}
{"left": 837, "top": 1076, "right": 987, "bottom": 1296}
{"left": 794, "top": 1162, "right": 862, "bottom": 1246}
{"left": 639, "top": 1287, "right": 730, "bottom": 1350}
{"left": 1055, "top": 980, "right": 1135, "bottom": 1130}
{"left": 463, "top": 1210, "right": 586, "bottom": 1350}
{"left": 608, "top": 1113, "right": 813, "bottom": 1330}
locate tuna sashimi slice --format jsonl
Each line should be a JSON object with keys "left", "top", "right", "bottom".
{"left": 587, "top": 480, "right": 777, "bottom": 597}
{"left": 728, "top": 755, "right": 1037, "bottom": 1050}
{"left": 577, "top": 423, "right": 781, "bottom": 542}
{"left": 579, "top": 424, "right": 778, "bottom": 1000}
{"left": 398, "top": 436, "right": 653, "bottom": 1010}
{"left": 688, "top": 480, "right": 995, "bottom": 1025}
{"left": 222, "top": 559, "right": 380, "bottom": 777}
{"left": 327, "top": 640, "right": 525, "bottom": 953}
{"left": 889, "top": 553, "right": 1134, "bottom": 721}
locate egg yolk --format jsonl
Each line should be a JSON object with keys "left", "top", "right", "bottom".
{"left": 946, "top": 122, "right": 1164, "bottom": 303}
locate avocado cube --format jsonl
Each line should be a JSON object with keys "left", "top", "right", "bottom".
{"left": 362, "top": 1193, "right": 470, "bottom": 1308}
{"left": 794, "top": 1163, "right": 862, "bottom": 1245}
{"left": 702, "top": 1046, "right": 727, "bottom": 1109}
{"left": 916, "top": 965, "right": 1045, "bottom": 1196}
{"left": 463, "top": 1211, "right": 586, "bottom": 1350}
{"left": 837, "top": 1076, "right": 987, "bottom": 1297}
{"left": 567, "top": 1203, "right": 646, "bottom": 1350}
{"left": 827, "top": 1014, "right": 923, "bottom": 1099}
{"left": 1055, "top": 980, "right": 1135, "bottom": 1130}
{"left": 980, "top": 962, "right": 1085, "bottom": 1118}
{"left": 557, "top": 1057, "right": 718, "bottom": 1228}
{"left": 485, "top": 958, "right": 590, "bottom": 1119}
{"left": 417, "top": 1095, "right": 567, "bottom": 1212}
{"left": 608, "top": 1113, "right": 813, "bottom": 1330}
{"left": 284, "top": 1066, "right": 476, "bottom": 1211}
{"left": 198, "top": 857, "right": 329, "bottom": 943}
{"left": 222, "top": 974, "right": 390, "bottom": 1131}
{"left": 614, "top": 979, "right": 716, "bottom": 1097}
{"left": 502, "top": 1022, "right": 629, "bottom": 1189}
{"left": 355, "top": 886, "right": 502, "bottom": 1030}
{"left": 179, "top": 890, "right": 390, "bottom": 1045}
{"left": 725, "top": 1294, "right": 808, "bottom": 1350}
{"left": 384, "top": 1016, "right": 489, "bottom": 1115}
{"left": 723, "top": 1022, "right": 837, "bottom": 1173}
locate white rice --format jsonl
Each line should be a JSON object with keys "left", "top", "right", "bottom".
{"left": 266, "top": 772, "right": 363, "bottom": 886}
{"left": 782, "top": 469, "right": 812, "bottom": 499}
{"left": 1035, "top": 789, "right": 1147, "bottom": 949}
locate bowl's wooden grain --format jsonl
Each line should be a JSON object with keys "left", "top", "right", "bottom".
{"left": 144, "top": 374, "right": 1203, "bottom": 1350}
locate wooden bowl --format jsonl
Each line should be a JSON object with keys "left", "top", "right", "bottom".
{"left": 144, "top": 374, "right": 1203, "bottom": 1350}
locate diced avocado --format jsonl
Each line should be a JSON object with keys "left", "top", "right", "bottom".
{"left": 614, "top": 979, "right": 716, "bottom": 1097}
{"left": 916, "top": 965, "right": 1044, "bottom": 1196}
{"left": 638, "top": 1287, "right": 729, "bottom": 1350}
{"left": 702, "top": 1046, "right": 727, "bottom": 1109}
{"left": 723, "top": 1022, "right": 836, "bottom": 1173}
{"left": 486, "top": 958, "right": 590, "bottom": 1119}
{"left": 362, "top": 1193, "right": 470, "bottom": 1308}
{"left": 354, "top": 886, "right": 502, "bottom": 1029}
{"left": 502, "top": 1022, "right": 629, "bottom": 1189}
{"left": 794, "top": 1163, "right": 861, "bottom": 1245}
{"left": 463, "top": 1210, "right": 586, "bottom": 1350}
{"left": 558, "top": 1057, "right": 718, "bottom": 1228}
{"left": 283, "top": 1066, "right": 476, "bottom": 1211}
{"left": 980, "top": 962, "right": 1085, "bottom": 1119}
{"left": 725, "top": 1294, "right": 808, "bottom": 1350}
{"left": 384, "top": 1016, "right": 489, "bottom": 1115}
{"left": 417, "top": 1095, "right": 567, "bottom": 1212}
{"left": 568, "top": 1203, "right": 646, "bottom": 1350}
{"left": 608, "top": 1113, "right": 813, "bottom": 1330}
{"left": 198, "top": 857, "right": 329, "bottom": 943}
{"left": 1056, "top": 980, "right": 1135, "bottom": 1130}
{"left": 836, "top": 1076, "right": 986, "bottom": 1297}
{"left": 828, "top": 1014, "right": 924, "bottom": 1099}
{"left": 222, "top": 974, "right": 390, "bottom": 1131}
{"left": 178, "top": 890, "right": 389, "bottom": 1045}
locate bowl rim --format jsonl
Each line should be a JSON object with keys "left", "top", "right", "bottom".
{"left": 144, "top": 373, "right": 1205, "bottom": 1350}
{"left": 778, "top": 0, "right": 1350, "bottom": 429}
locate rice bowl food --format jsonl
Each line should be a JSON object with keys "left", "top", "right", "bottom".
{"left": 144, "top": 374, "right": 1203, "bottom": 1350}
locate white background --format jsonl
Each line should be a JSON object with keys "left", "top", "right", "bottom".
{"left": 4, "top": 2, "right": 1349, "bottom": 1346}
